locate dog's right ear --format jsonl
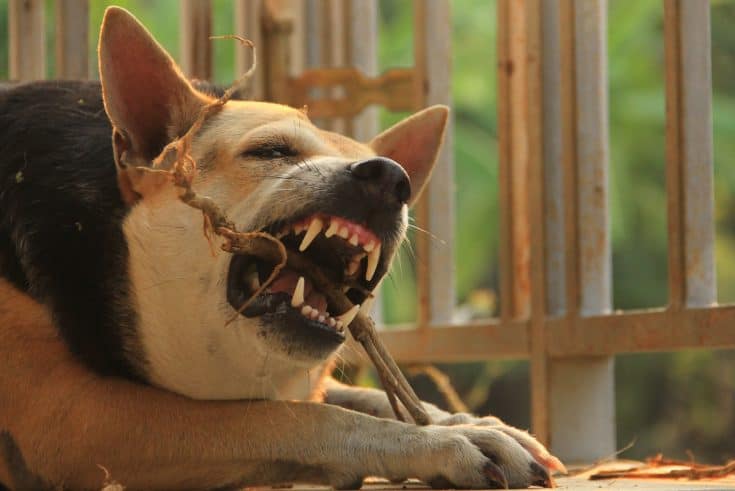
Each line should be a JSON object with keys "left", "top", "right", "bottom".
{"left": 98, "top": 7, "right": 210, "bottom": 205}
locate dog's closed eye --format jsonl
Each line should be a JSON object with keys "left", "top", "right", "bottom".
{"left": 242, "top": 138, "right": 299, "bottom": 160}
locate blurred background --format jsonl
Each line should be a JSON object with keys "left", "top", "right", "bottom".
{"left": 0, "top": 0, "right": 733, "bottom": 464}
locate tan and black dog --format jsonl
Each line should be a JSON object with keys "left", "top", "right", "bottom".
{"left": 0, "top": 7, "right": 563, "bottom": 490}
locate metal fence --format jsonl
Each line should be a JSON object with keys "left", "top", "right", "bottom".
{"left": 4, "top": 0, "right": 734, "bottom": 463}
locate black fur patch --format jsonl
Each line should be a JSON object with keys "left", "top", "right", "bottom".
{"left": 0, "top": 81, "right": 143, "bottom": 379}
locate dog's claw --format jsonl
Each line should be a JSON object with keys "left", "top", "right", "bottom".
{"left": 530, "top": 461, "right": 554, "bottom": 488}
{"left": 484, "top": 461, "right": 509, "bottom": 489}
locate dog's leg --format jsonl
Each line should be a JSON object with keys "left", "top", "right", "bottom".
{"left": 0, "top": 284, "right": 549, "bottom": 490}
{"left": 321, "top": 376, "right": 566, "bottom": 475}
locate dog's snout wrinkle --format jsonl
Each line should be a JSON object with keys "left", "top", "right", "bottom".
{"left": 349, "top": 157, "right": 411, "bottom": 205}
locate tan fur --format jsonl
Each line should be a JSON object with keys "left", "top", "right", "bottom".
{"left": 0, "top": 7, "right": 561, "bottom": 490}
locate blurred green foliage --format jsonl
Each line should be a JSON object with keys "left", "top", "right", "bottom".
{"left": 0, "top": 0, "right": 733, "bottom": 464}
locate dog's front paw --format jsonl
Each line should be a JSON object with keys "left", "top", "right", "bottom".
{"left": 434, "top": 414, "right": 566, "bottom": 479}
{"left": 407, "top": 425, "right": 555, "bottom": 489}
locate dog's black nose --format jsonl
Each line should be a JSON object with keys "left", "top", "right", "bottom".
{"left": 349, "top": 157, "right": 411, "bottom": 205}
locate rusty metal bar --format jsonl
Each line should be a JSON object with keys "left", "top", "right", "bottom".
{"left": 525, "top": 0, "right": 550, "bottom": 446}
{"left": 379, "top": 304, "right": 735, "bottom": 363}
{"left": 9, "top": 0, "right": 45, "bottom": 81}
{"left": 235, "top": 0, "right": 265, "bottom": 100}
{"left": 55, "top": 0, "right": 89, "bottom": 79}
{"left": 180, "top": 0, "right": 212, "bottom": 80}
{"left": 560, "top": 0, "right": 580, "bottom": 318}
{"left": 345, "top": 0, "right": 379, "bottom": 142}
{"left": 497, "top": 0, "right": 531, "bottom": 323}
{"left": 664, "top": 0, "right": 716, "bottom": 309}
{"left": 413, "top": 0, "right": 454, "bottom": 326}
{"left": 550, "top": 0, "right": 616, "bottom": 463}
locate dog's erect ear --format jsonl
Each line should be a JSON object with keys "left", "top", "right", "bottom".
{"left": 98, "top": 7, "right": 209, "bottom": 204}
{"left": 369, "top": 105, "right": 449, "bottom": 206}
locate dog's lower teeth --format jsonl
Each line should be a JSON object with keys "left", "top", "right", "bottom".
{"left": 328, "top": 318, "right": 336, "bottom": 328}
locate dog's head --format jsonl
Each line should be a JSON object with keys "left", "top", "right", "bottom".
{"left": 99, "top": 7, "right": 448, "bottom": 399}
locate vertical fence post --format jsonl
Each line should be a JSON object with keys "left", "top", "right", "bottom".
{"left": 550, "top": 0, "right": 616, "bottom": 462}
{"left": 497, "top": 1, "right": 532, "bottom": 325}
{"left": 525, "top": 0, "right": 551, "bottom": 447}
{"left": 180, "top": 0, "right": 212, "bottom": 80}
{"left": 664, "top": 0, "right": 716, "bottom": 310}
{"left": 235, "top": 0, "right": 265, "bottom": 100}
{"left": 9, "top": 0, "right": 45, "bottom": 81}
{"left": 413, "top": 0, "right": 455, "bottom": 326}
{"left": 56, "top": 0, "right": 89, "bottom": 79}
{"left": 345, "top": 0, "right": 379, "bottom": 142}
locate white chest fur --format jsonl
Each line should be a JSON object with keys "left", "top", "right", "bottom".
{"left": 123, "top": 199, "right": 316, "bottom": 401}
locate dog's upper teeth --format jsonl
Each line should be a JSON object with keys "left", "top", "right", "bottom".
{"left": 365, "top": 243, "right": 381, "bottom": 281}
{"left": 328, "top": 317, "right": 337, "bottom": 328}
{"left": 337, "top": 304, "right": 360, "bottom": 327}
{"left": 338, "top": 226, "right": 350, "bottom": 239}
{"left": 363, "top": 240, "right": 376, "bottom": 252}
{"left": 299, "top": 217, "right": 323, "bottom": 251}
{"left": 301, "top": 305, "right": 313, "bottom": 316}
{"left": 309, "top": 309, "right": 320, "bottom": 320}
{"left": 325, "top": 220, "right": 339, "bottom": 238}
{"left": 291, "top": 276, "right": 305, "bottom": 307}
{"left": 349, "top": 233, "right": 359, "bottom": 246}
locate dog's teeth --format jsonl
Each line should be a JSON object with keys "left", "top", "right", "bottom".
{"left": 328, "top": 317, "right": 336, "bottom": 328}
{"left": 365, "top": 243, "right": 381, "bottom": 281}
{"left": 291, "top": 276, "right": 305, "bottom": 307}
{"left": 310, "top": 309, "right": 320, "bottom": 320}
{"left": 347, "top": 260, "right": 360, "bottom": 276}
{"left": 325, "top": 220, "right": 340, "bottom": 238}
{"left": 318, "top": 315, "right": 326, "bottom": 323}
{"left": 363, "top": 240, "right": 376, "bottom": 252}
{"left": 338, "top": 227, "right": 350, "bottom": 239}
{"left": 349, "top": 233, "right": 359, "bottom": 246}
{"left": 301, "top": 305, "right": 313, "bottom": 316}
{"left": 337, "top": 304, "right": 360, "bottom": 327}
{"left": 299, "top": 218, "right": 323, "bottom": 251}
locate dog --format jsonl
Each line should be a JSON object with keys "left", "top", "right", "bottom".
{"left": 0, "top": 7, "right": 563, "bottom": 490}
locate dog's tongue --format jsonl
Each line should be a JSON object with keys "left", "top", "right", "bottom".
{"left": 269, "top": 269, "right": 328, "bottom": 312}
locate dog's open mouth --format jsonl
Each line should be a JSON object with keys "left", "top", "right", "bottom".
{"left": 226, "top": 213, "right": 384, "bottom": 338}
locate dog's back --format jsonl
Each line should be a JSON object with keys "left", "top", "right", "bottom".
{"left": 0, "top": 81, "right": 140, "bottom": 378}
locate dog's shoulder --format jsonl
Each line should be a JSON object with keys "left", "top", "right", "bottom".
{"left": 0, "top": 80, "right": 143, "bottom": 379}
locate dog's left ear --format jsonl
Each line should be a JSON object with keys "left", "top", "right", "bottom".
{"left": 369, "top": 105, "right": 449, "bottom": 206}
{"left": 98, "top": 6, "right": 210, "bottom": 204}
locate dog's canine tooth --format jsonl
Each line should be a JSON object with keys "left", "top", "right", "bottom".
{"left": 338, "top": 226, "right": 350, "bottom": 239}
{"left": 365, "top": 243, "right": 381, "bottom": 281}
{"left": 291, "top": 277, "right": 305, "bottom": 307}
{"left": 324, "top": 220, "right": 340, "bottom": 238}
{"left": 301, "top": 305, "right": 313, "bottom": 316}
{"left": 349, "top": 233, "right": 359, "bottom": 247}
{"left": 363, "top": 240, "right": 376, "bottom": 252}
{"left": 337, "top": 304, "right": 360, "bottom": 327}
{"left": 299, "top": 217, "right": 323, "bottom": 251}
